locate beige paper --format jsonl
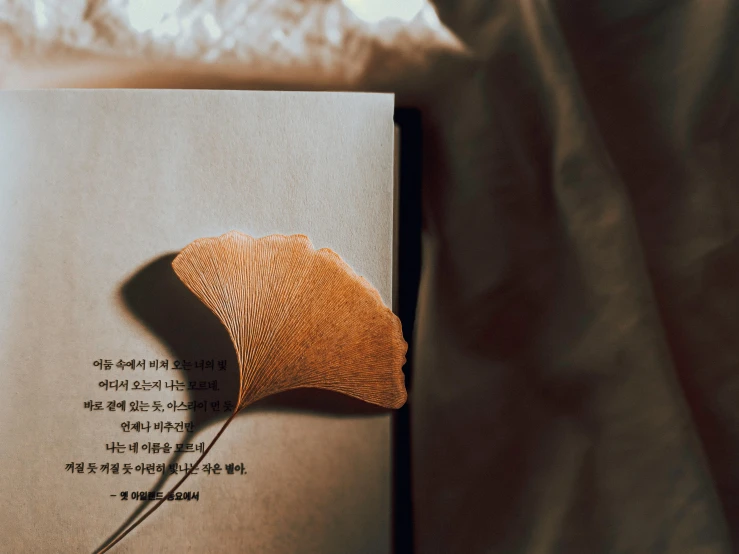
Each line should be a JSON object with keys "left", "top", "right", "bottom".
{"left": 0, "top": 89, "right": 395, "bottom": 553}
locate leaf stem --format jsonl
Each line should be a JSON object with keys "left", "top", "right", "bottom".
{"left": 96, "top": 410, "right": 240, "bottom": 554}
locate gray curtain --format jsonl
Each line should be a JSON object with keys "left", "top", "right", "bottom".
{"left": 413, "top": 1, "right": 739, "bottom": 552}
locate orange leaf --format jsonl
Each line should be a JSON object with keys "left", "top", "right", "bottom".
{"left": 97, "top": 231, "right": 407, "bottom": 553}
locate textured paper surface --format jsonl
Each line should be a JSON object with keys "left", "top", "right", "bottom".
{"left": 0, "top": 89, "right": 395, "bottom": 553}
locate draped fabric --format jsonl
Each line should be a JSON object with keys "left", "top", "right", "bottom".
{"left": 413, "top": 1, "right": 739, "bottom": 551}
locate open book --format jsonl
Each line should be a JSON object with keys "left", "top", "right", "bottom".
{"left": 0, "top": 90, "right": 398, "bottom": 553}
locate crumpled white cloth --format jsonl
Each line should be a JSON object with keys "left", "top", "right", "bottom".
{"left": 0, "top": 0, "right": 464, "bottom": 87}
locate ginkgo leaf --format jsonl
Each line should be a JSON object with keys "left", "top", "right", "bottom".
{"left": 97, "top": 231, "right": 407, "bottom": 553}
{"left": 173, "top": 231, "right": 407, "bottom": 408}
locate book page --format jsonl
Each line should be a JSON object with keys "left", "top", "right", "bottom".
{"left": 0, "top": 89, "right": 395, "bottom": 553}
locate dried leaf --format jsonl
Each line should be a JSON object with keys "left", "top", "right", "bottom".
{"left": 97, "top": 231, "right": 407, "bottom": 552}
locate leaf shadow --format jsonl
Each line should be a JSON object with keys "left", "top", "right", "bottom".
{"left": 94, "top": 252, "right": 387, "bottom": 553}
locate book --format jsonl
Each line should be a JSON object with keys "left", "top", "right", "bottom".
{"left": 0, "top": 89, "right": 397, "bottom": 553}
